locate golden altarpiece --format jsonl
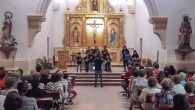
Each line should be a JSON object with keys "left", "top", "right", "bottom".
{"left": 57, "top": 0, "right": 125, "bottom": 69}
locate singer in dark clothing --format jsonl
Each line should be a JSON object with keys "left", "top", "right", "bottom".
{"left": 94, "top": 54, "right": 104, "bottom": 87}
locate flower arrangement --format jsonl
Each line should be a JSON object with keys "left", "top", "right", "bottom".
{"left": 141, "top": 58, "right": 153, "bottom": 67}
{"left": 0, "top": 37, "right": 18, "bottom": 47}
{"left": 36, "top": 56, "right": 53, "bottom": 69}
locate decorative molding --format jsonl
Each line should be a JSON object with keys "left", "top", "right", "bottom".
{"left": 175, "top": 49, "right": 195, "bottom": 60}
{"left": 27, "top": 15, "right": 46, "bottom": 47}
{"left": 0, "top": 47, "right": 17, "bottom": 59}
{"left": 149, "top": 17, "right": 168, "bottom": 49}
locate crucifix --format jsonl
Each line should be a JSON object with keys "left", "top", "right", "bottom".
{"left": 87, "top": 20, "right": 103, "bottom": 45}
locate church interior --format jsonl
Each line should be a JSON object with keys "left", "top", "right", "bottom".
{"left": 0, "top": 0, "right": 195, "bottom": 110}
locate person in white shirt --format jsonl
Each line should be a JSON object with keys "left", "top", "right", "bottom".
{"left": 139, "top": 77, "right": 161, "bottom": 109}
{"left": 172, "top": 75, "right": 186, "bottom": 94}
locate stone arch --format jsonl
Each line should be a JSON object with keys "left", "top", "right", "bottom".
{"left": 30, "top": 0, "right": 167, "bottom": 49}
{"left": 27, "top": 0, "right": 51, "bottom": 47}
{"left": 143, "top": 0, "right": 168, "bottom": 49}
{"left": 143, "top": 0, "right": 158, "bottom": 17}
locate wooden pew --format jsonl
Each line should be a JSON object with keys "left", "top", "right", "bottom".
{"left": 36, "top": 97, "right": 53, "bottom": 110}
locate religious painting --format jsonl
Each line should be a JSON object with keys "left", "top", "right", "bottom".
{"left": 110, "top": 52, "right": 117, "bottom": 62}
{"left": 69, "top": 18, "right": 83, "bottom": 47}
{"left": 107, "top": 19, "right": 120, "bottom": 47}
{"left": 91, "top": 0, "right": 100, "bottom": 12}
{"left": 86, "top": 18, "right": 104, "bottom": 47}
{"left": 58, "top": 51, "right": 68, "bottom": 70}
{"left": 107, "top": 24, "right": 118, "bottom": 46}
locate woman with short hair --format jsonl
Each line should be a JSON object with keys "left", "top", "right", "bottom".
{"left": 155, "top": 78, "right": 174, "bottom": 109}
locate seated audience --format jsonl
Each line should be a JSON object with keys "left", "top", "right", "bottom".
{"left": 40, "top": 70, "right": 50, "bottom": 85}
{"left": 135, "top": 69, "right": 148, "bottom": 87}
{"left": 187, "top": 72, "right": 194, "bottom": 81}
{"left": 26, "top": 79, "right": 48, "bottom": 98}
{"left": 164, "top": 66, "right": 170, "bottom": 78}
{"left": 155, "top": 78, "right": 174, "bottom": 109}
{"left": 46, "top": 73, "right": 64, "bottom": 98}
{"left": 184, "top": 81, "right": 195, "bottom": 104}
{"left": 139, "top": 77, "right": 161, "bottom": 108}
{"left": 0, "top": 94, "right": 6, "bottom": 110}
{"left": 61, "top": 73, "right": 69, "bottom": 99}
{"left": 1, "top": 77, "right": 18, "bottom": 96}
{"left": 121, "top": 66, "right": 132, "bottom": 95}
{"left": 173, "top": 94, "right": 190, "bottom": 110}
{"left": 17, "top": 81, "right": 38, "bottom": 110}
{"left": 172, "top": 75, "right": 186, "bottom": 94}
{"left": 168, "top": 65, "right": 176, "bottom": 77}
{"left": 145, "top": 68, "right": 154, "bottom": 79}
{"left": 0, "top": 69, "right": 6, "bottom": 89}
{"left": 153, "top": 63, "right": 160, "bottom": 77}
{"left": 11, "top": 72, "right": 22, "bottom": 89}
{"left": 66, "top": 75, "right": 77, "bottom": 104}
{"left": 129, "top": 69, "right": 146, "bottom": 110}
{"left": 3, "top": 92, "right": 22, "bottom": 110}
{"left": 179, "top": 72, "right": 187, "bottom": 87}
{"left": 156, "top": 71, "right": 165, "bottom": 89}
{"left": 29, "top": 72, "right": 44, "bottom": 89}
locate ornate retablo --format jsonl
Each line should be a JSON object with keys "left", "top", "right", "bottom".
{"left": 63, "top": 0, "right": 125, "bottom": 63}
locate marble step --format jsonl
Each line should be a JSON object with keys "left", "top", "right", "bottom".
{"left": 68, "top": 73, "right": 123, "bottom": 75}
{"left": 75, "top": 82, "right": 121, "bottom": 86}
{"left": 75, "top": 79, "right": 123, "bottom": 82}
{"left": 74, "top": 75, "right": 121, "bottom": 79}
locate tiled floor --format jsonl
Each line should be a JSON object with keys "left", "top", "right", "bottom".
{"left": 64, "top": 86, "right": 130, "bottom": 110}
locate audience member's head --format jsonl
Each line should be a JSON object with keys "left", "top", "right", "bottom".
{"left": 63, "top": 74, "right": 69, "bottom": 79}
{"left": 17, "top": 68, "right": 23, "bottom": 76}
{"left": 0, "top": 70, "right": 6, "bottom": 80}
{"left": 164, "top": 66, "right": 170, "bottom": 77}
{"left": 179, "top": 72, "right": 187, "bottom": 80}
{"left": 173, "top": 75, "right": 181, "bottom": 85}
{"left": 138, "top": 69, "right": 145, "bottom": 77}
{"left": 188, "top": 72, "right": 194, "bottom": 77}
{"left": 4, "top": 77, "right": 16, "bottom": 89}
{"left": 173, "top": 94, "right": 190, "bottom": 110}
{"left": 132, "top": 69, "right": 139, "bottom": 78}
{"left": 122, "top": 45, "right": 127, "bottom": 50}
{"left": 31, "top": 79, "right": 40, "bottom": 88}
{"left": 184, "top": 81, "right": 194, "bottom": 94}
{"left": 148, "top": 77, "right": 157, "bottom": 88}
{"left": 10, "top": 73, "right": 21, "bottom": 81}
{"left": 4, "top": 91, "right": 22, "bottom": 110}
{"left": 161, "top": 78, "right": 173, "bottom": 91}
{"left": 36, "top": 65, "right": 42, "bottom": 72}
{"left": 145, "top": 68, "right": 153, "bottom": 79}
{"left": 30, "top": 72, "right": 41, "bottom": 82}
{"left": 51, "top": 73, "right": 61, "bottom": 82}
{"left": 17, "top": 81, "right": 28, "bottom": 96}
{"left": 169, "top": 65, "right": 176, "bottom": 75}
{"left": 153, "top": 63, "right": 159, "bottom": 69}
{"left": 157, "top": 71, "right": 165, "bottom": 84}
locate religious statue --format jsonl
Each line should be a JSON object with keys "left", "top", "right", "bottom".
{"left": 109, "top": 27, "right": 116, "bottom": 45}
{"left": 92, "top": 0, "right": 98, "bottom": 11}
{"left": 72, "top": 26, "right": 80, "bottom": 44}
{"left": 1, "top": 11, "right": 17, "bottom": 47}
{"left": 178, "top": 15, "right": 192, "bottom": 49}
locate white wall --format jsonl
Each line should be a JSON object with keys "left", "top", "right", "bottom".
{"left": 2, "top": 0, "right": 195, "bottom": 72}
{"left": 155, "top": 0, "right": 195, "bottom": 70}
{"left": 134, "top": 0, "right": 165, "bottom": 66}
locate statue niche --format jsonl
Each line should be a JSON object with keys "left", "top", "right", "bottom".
{"left": 175, "top": 15, "right": 195, "bottom": 60}
{"left": 178, "top": 15, "right": 192, "bottom": 49}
